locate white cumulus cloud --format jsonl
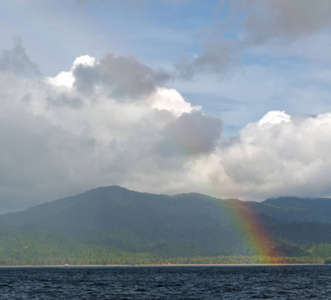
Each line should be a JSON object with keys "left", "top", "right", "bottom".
{"left": 201, "top": 111, "right": 331, "bottom": 200}
{"left": 0, "top": 45, "right": 214, "bottom": 212}
{"left": 1, "top": 43, "right": 331, "bottom": 213}
{"left": 47, "top": 54, "right": 96, "bottom": 87}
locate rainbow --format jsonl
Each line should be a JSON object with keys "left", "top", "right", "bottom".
{"left": 218, "top": 198, "right": 284, "bottom": 264}
{"left": 5, "top": 1, "right": 286, "bottom": 264}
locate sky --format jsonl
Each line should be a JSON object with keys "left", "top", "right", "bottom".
{"left": 1, "top": 0, "right": 331, "bottom": 213}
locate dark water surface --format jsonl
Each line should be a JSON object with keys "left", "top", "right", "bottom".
{"left": 0, "top": 265, "right": 330, "bottom": 299}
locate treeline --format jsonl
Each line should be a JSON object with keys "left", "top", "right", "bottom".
{"left": 0, "top": 239, "right": 329, "bottom": 266}
{"left": 0, "top": 223, "right": 330, "bottom": 266}
{"left": 0, "top": 255, "right": 324, "bottom": 266}
{"left": 310, "top": 243, "right": 331, "bottom": 258}
{"left": 0, "top": 243, "right": 326, "bottom": 266}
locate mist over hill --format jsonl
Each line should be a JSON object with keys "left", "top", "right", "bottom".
{"left": 0, "top": 186, "right": 330, "bottom": 264}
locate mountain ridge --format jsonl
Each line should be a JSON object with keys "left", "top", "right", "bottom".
{"left": 0, "top": 185, "right": 330, "bottom": 264}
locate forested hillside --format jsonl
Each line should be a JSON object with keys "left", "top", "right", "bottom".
{"left": 0, "top": 186, "right": 330, "bottom": 265}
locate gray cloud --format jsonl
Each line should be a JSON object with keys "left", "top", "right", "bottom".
{"left": 161, "top": 111, "right": 223, "bottom": 156}
{"left": 177, "top": 0, "right": 331, "bottom": 78}
{"left": 176, "top": 40, "right": 238, "bottom": 79}
{"left": 243, "top": 0, "right": 331, "bottom": 44}
{"left": 74, "top": 54, "right": 171, "bottom": 99}
{"left": 47, "top": 93, "right": 83, "bottom": 108}
{"left": 2, "top": 41, "right": 331, "bottom": 214}
{"left": 0, "top": 42, "right": 40, "bottom": 77}
{"left": 0, "top": 45, "right": 200, "bottom": 212}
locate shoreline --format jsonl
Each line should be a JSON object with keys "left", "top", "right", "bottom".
{"left": 0, "top": 263, "right": 327, "bottom": 268}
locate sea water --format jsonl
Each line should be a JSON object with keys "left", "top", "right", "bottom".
{"left": 0, "top": 265, "right": 330, "bottom": 299}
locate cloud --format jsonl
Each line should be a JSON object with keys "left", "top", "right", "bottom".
{"left": 48, "top": 53, "right": 171, "bottom": 100}
{"left": 47, "top": 55, "right": 95, "bottom": 88}
{"left": 202, "top": 111, "right": 331, "bottom": 200}
{"left": 1, "top": 43, "right": 331, "bottom": 213}
{"left": 161, "top": 111, "right": 223, "bottom": 156}
{"left": 73, "top": 54, "right": 171, "bottom": 99}
{"left": 176, "top": 40, "right": 238, "bottom": 79}
{"left": 0, "top": 45, "right": 202, "bottom": 212}
{"left": 0, "top": 42, "right": 40, "bottom": 77}
{"left": 177, "top": 0, "right": 331, "bottom": 78}
{"left": 242, "top": 0, "right": 331, "bottom": 44}
{"left": 149, "top": 88, "right": 197, "bottom": 117}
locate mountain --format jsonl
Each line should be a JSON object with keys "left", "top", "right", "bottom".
{"left": 0, "top": 186, "right": 330, "bottom": 264}
{"left": 0, "top": 186, "right": 242, "bottom": 256}
{"left": 260, "top": 197, "right": 331, "bottom": 223}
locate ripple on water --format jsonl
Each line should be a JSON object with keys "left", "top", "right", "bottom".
{"left": 0, "top": 265, "right": 330, "bottom": 299}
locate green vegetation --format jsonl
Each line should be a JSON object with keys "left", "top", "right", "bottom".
{"left": 0, "top": 186, "right": 330, "bottom": 265}
{"left": 0, "top": 223, "right": 329, "bottom": 265}
{"left": 310, "top": 243, "right": 331, "bottom": 258}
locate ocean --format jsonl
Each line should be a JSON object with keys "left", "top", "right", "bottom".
{"left": 0, "top": 265, "right": 330, "bottom": 299}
